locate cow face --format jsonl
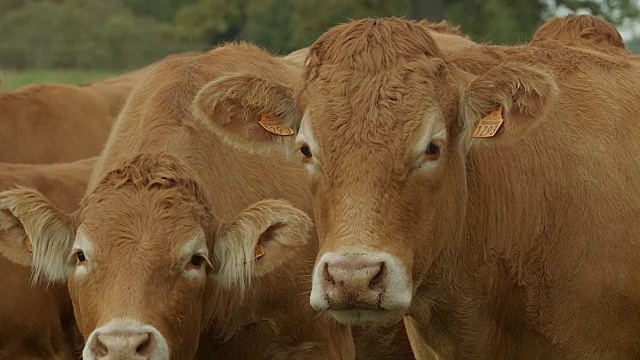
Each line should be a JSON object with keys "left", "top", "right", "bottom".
{"left": 194, "top": 18, "right": 558, "bottom": 326}
{"left": 0, "top": 157, "right": 313, "bottom": 359}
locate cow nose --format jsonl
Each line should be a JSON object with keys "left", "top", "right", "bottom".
{"left": 323, "top": 256, "right": 387, "bottom": 307}
{"left": 90, "top": 331, "right": 156, "bottom": 359}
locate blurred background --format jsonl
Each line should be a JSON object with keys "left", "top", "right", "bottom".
{"left": 1, "top": 0, "right": 639, "bottom": 90}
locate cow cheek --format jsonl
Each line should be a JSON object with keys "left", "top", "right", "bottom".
{"left": 410, "top": 161, "right": 467, "bottom": 281}
{"left": 311, "top": 181, "right": 340, "bottom": 250}
{"left": 157, "top": 278, "right": 208, "bottom": 356}
{"left": 67, "top": 275, "right": 101, "bottom": 338}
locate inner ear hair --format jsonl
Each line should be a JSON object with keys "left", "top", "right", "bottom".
{"left": 0, "top": 187, "right": 76, "bottom": 284}
{"left": 192, "top": 73, "right": 301, "bottom": 155}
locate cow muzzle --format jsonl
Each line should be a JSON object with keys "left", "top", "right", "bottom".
{"left": 83, "top": 319, "right": 169, "bottom": 360}
{"left": 310, "top": 252, "right": 412, "bottom": 325}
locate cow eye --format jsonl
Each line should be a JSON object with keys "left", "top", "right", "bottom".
{"left": 76, "top": 251, "right": 87, "bottom": 264}
{"left": 300, "top": 145, "right": 312, "bottom": 158}
{"left": 424, "top": 142, "right": 441, "bottom": 160}
{"left": 189, "top": 254, "right": 205, "bottom": 268}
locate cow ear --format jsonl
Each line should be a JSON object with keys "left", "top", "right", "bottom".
{"left": 0, "top": 187, "right": 75, "bottom": 284}
{"left": 212, "top": 199, "right": 312, "bottom": 293}
{"left": 458, "top": 62, "right": 559, "bottom": 151}
{"left": 192, "top": 73, "right": 300, "bottom": 155}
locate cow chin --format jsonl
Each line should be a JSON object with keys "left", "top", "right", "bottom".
{"left": 328, "top": 308, "right": 407, "bottom": 326}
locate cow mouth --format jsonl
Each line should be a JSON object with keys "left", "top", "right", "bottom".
{"left": 327, "top": 308, "right": 405, "bottom": 326}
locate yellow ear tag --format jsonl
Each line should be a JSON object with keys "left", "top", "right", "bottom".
{"left": 254, "top": 243, "right": 265, "bottom": 259}
{"left": 258, "top": 114, "right": 294, "bottom": 136}
{"left": 25, "top": 236, "right": 33, "bottom": 253}
{"left": 473, "top": 105, "right": 504, "bottom": 138}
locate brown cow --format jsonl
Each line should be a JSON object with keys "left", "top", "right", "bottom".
{"left": 0, "top": 44, "right": 355, "bottom": 360}
{"left": 0, "top": 52, "right": 200, "bottom": 164}
{"left": 533, "top": 14, "right": 630, "bottom": 55}
{"left": 0, "top": 157, "right": 96, "bottom": 360}
{"left": 0, "top": 83, "right": 114, "bottom": 163}
{"left": 198, "top": 18, "right": 640, "bottom": 359}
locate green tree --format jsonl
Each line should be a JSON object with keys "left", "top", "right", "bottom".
{"left": 290, "top": 0, "right": 409, "bottom": 49}
{"left": 175, "top": 0, "right": 249, "bottom": 45}
{"left": 0, "top": 0, "right": 202, "bottom": 70}
{"left": 551, "top": 0, "right": 640, "bottom": 24}
{"left": 446, "top": 0, "right": 547, "bottom": 44}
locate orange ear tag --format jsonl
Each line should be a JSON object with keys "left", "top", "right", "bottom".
{"left": 25, "top": 236, "right": 33, "bottom": 253}
{"left": 472, "top": 105, "right": 504, "bottom": 138}
{"left": 258, "top": 114, "right": 294, "bottom": 136}
{"left": 254, "top": 243, "right": 265, "bottom": 260}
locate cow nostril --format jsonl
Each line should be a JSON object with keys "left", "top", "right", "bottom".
{"left": 136, "top": 333, "right": 153, "bottom": 356}
{"left": 369, "top": 262, "right": 386, "bottom": 290}
{"left": 323, "top": 262, "right": 335, "bottom": 285}
{"left": 94, "top": 337, "right": 109, "bottom": 357}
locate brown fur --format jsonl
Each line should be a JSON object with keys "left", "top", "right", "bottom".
{"left": 403, "top": 316, "right": 439, "bottom": 360}
{"left": 79, "top": 51, "right": 201, "bottom": 118}
{"left": 533, "top": 14, "right": 629, "bottom": 55}
{"left": 0, "top": 157, "right": 96, "bottom": 360}
{"left": 418, "top": 19, "right": 465, "bottom": 36}
{"left": 0, "top": 44, "right": 359, "bottom": 359}
{"left": 0, "top": 52, "right": 199, "bottom": 164}
{"left": 201, "top": 17, "right": 640, "bottom": 359}
{"left": 0, "top": 83, "right": 114, "bottom": 163}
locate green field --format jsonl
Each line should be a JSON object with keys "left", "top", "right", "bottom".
{"left": 1, "top": 69, "right": 119, "bottom": 91}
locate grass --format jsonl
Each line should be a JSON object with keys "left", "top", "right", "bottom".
{"left": 1, "top": 69, "right": 119, "bottom": 91}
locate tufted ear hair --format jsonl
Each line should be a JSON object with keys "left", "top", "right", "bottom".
{"left": 192, "top": 72, "right": 301, "bottom": 156}
{"left": 458, "top": 61, "right": 559, "bottom": 151}
{"left": 0, "top": 187, "right": 76, "bottom": 284}
{"left": 212, "top": 199, "right": 312, "bottom": 293}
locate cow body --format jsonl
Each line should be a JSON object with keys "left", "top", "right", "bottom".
{"left": 0, "top": 52, "right": 199, "bottom": 164}
{"left": 0, "top": 84, "right": 114, "bottom": 163}
{"left": 201, "top": 18, "right": 640, "bottom": 359}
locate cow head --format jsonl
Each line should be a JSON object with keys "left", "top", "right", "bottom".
{"left": 0, "top": 155, "right": 313, "bottom": 359}
{"left": 193, "top": 18, "right": 558, "bottom": 326}
{"left": 532, "top": 14, "right": 629, "bottom": 54}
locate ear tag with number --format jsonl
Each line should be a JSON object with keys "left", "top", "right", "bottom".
{"left": 258, "top": 114, "right": 294, "bottom": 136}
{"left": 473, "top": 105, "right": 504, "bottom": 138}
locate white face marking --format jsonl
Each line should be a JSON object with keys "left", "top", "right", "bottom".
{"left": 181, "top": 230, "right": 209, "bottom": 278}
{"left": 413, "top": 113, "right": 447, "bottom": 172}
{"left": 71, "top": 226, "right": 93, "bottom": 276}
{"left": 296, "top": 111, "right": 320, "bottom": 173}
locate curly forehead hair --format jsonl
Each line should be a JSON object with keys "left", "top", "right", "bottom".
{"left": 80, "top": 153, "right": 213, "bottom": 224}
{"left": 304, "top": 17, "right": 443, "bottom": 80}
